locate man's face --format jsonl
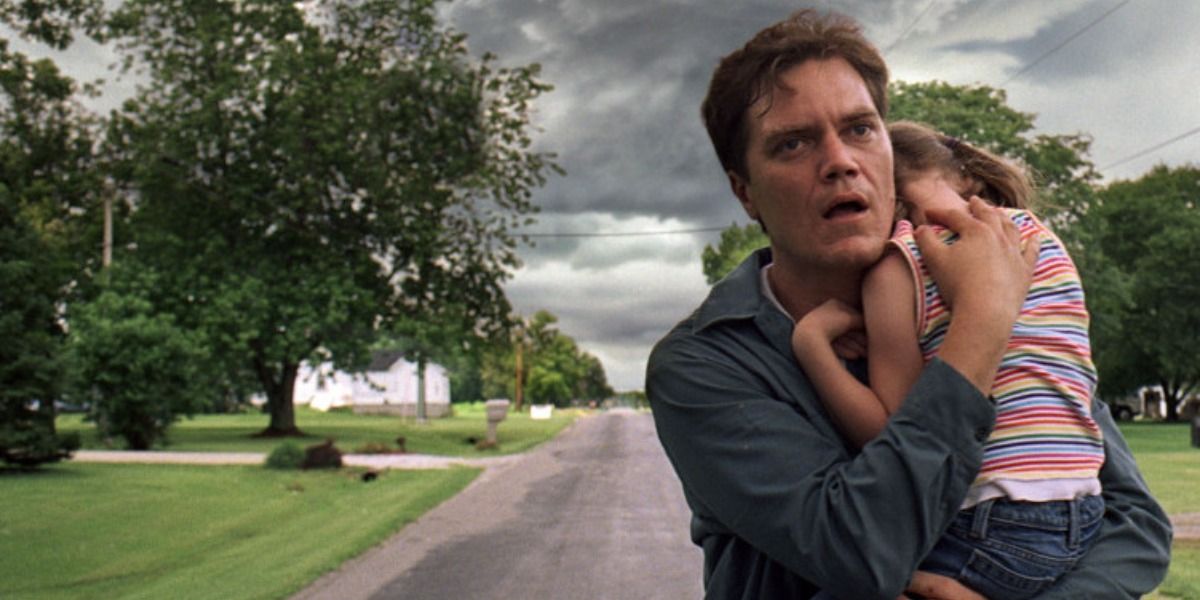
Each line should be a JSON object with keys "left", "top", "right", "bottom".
{"left": 730, "top": 58, "right": 895, "bottom": 274}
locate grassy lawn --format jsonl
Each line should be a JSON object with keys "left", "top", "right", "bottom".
{"left": 22, "top": 415, "right": 1195, "bottom": 598}
{"left": 0, "top": 462, "right": 479, "bottom": 600}
{"left": 1120, "top": 421, "right": 1200, "bottom": 599}
{"left": 58, "top": 403, "right": 583, "bottom": 456}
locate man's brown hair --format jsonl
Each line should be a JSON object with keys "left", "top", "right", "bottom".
{"left": 701, "top": 9, "right": 889, "bottom": 180}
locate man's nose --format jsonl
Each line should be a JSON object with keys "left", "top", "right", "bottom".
{"left": 819, "top": 135, "right": 859, "bottom": 181}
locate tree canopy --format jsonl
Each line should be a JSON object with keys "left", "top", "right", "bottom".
{"left": 104, "top": 0, "right": 558, "bottom": 434}
{"left": 699, "top": 79, "right": 1200, "bottom": 423}
{"left": 1080, "top": 165, "right": 1200, "bottom": 417}
{"left": 0, "top": 5, "right": 98, "bottom": 466}
{"left": 481, "top": 311, "right": 613, "bottom": 408}
{"left": 701, "top": 80, "right": 1099, "bottom": 284}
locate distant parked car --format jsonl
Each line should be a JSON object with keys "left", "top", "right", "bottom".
{"left": 54, "top": 400, "right": 89, "bottom": 414}
{"left": 1109, "top": 396, "right": 1142, "bottom": 421}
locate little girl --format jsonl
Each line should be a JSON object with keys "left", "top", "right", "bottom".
{"left": 792, "top": 121, "right": 1105, "bottom": 600}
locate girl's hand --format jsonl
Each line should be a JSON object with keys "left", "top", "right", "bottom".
{"left": 792, "top": 299, "right": 864, "bottom": 361}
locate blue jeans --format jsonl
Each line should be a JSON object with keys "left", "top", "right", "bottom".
{"left": 917, "top": 495, "right": 1105, "bottom": 600}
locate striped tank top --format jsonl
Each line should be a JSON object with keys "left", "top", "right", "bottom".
{"left": 889, "top": 209, "right": 1104, "bottom": 505}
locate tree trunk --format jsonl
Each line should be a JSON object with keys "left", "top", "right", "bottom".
{"left": 259, "top": 361, "right": 303, "bottom": 437}
{"left": 1164, "top": 380, "right": 1182, "bottom": 422}
{"left": 514, "top": 342, "right": 524, "bottom": 412}
{"left": 416, "top": 355, "right": 427, "bottom": 423}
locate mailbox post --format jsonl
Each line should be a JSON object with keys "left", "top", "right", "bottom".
{"left": 485, "top": 399, "right": 511, "bottom": 446}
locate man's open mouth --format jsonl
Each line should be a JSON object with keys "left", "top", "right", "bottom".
{"left": 823, "top": 197, "right": 868, "bottom": 219}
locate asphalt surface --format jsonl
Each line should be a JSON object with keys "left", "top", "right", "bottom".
{"left": 291, "top": 409, "right": 705, "bottom": 600}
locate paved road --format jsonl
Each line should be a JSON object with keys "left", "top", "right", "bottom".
{"left": 293, "top": 409, "right": 704, "bottom": 600}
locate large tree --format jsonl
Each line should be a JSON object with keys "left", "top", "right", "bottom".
{"left": 1082, "top": 165, "right": 1200, "bottom": 419}
{"left": 888, "top": 81, "right": 1099, "bottom": 221}
{"left": 700, "top": 80, "right": 1099, "bottom": 283}
{"left": 105, "top": 0, "right": 557, "bottom": 435}
{"left": 0, "top": 1, "right": 100, "bottom": 466}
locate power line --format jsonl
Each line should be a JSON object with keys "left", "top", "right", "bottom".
{"left": 1100, "top": 125, "right": 1200, "bottom": 172}
{"left": 515, "top": 226, "right": 731, "bottom": 239}
{"left": 1001, "top": 0, "right": 1131, "bottom": 86}
{"left": 885, "top": 0, "right": 938, "bottom": 53}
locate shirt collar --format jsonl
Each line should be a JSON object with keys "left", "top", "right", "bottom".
{"left": 695, "top": 247, "right": 785, "bottom": 332}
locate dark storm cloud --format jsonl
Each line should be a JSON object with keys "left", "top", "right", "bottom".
{"left": 445, "top": 0, "right": 925, "bottom": 229}
{"left": 433, "top": 1, "right": 1200, "bottom": 389}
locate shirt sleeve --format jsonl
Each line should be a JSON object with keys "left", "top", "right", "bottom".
{"left": 1035, "top": 399, "right": 1173, "bottom": 598}
{"left": 648, "top": 329, "right": 996, "bottom": 600}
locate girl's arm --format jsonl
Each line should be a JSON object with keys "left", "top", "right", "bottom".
{"left": 791, "top": 252, "right": 922, "bottom": 448}
{"left": 863, "top": 251, "right": 924, "bottom": 414}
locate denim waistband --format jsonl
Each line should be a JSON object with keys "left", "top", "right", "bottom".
{"left": 965, "top": 495, "right": 1104, "bottom": 549}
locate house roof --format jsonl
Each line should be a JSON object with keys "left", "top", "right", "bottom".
{"left": 366, "top": 349, "right": 407, "bottom": 372}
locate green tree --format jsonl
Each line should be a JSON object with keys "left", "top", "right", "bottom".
{"left": 0, "top": 2, "right": 100, "bottom": 466}
{"left": 0, "top": 195, "right": 80, "bottom": 465}
{"left": 701, "top": 81, "right": 1101, "bottom": 284}
{"left": 105, "top": 0, "right": 557, "bottom": 435}
{"left": 701, "top": 222, "right": 768, "bottom": 285}
{"left": 1083, "top": 165, "right": 1200, "bottom": 420}
{"left": 480, "top": 311, "right": 612, "bottom": 408}
{"left": 888, "top": 81, "right": 1099, "bottom": 216}
{"left": 67, "top": 285, "right": 209, "bottom": 449}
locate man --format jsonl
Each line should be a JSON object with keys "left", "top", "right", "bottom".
{"left": 646, "top": 10, "right": 1171, "bottom": 599}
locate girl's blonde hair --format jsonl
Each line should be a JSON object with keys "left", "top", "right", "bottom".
{"left": 889, "top": 120, "right": 1035, "bottom": 210}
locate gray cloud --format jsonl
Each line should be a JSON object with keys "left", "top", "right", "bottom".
{"left": 12, "top": 1, "right": 1197, "bottom": 390}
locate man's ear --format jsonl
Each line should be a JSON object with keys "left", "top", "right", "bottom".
{"left": 728, "top": 170, "right": 758, "bottom": 221}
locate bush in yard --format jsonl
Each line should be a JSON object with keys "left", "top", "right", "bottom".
{"left": 302, "top": 439, "right": 343, "bottom": 469}
{"left": 265, "top": 441, "right": 305, "bottom": 470}
{"left": 66, "top": 286, "right": 209, "bottom": 450}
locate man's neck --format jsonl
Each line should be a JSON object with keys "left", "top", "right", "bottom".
{"left": 766, "top": 258, "right": 863, "bottom": 321}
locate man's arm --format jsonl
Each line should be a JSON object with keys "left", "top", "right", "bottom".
{"left": 1036, "top": 399, "right": 1173, "bottom": 598}
{"left": 649, "top": 332, "right": 993, "bottom": 600}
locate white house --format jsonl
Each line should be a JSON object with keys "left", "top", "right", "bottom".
{"left": 293, "top": 350, "right": 451, "bottom": 418}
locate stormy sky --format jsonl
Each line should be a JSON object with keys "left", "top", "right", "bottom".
{"left": 14, "top": 1, "right": 1199, "bottom": 391}
{"left": 438, "top": 0, "right": 1200, "bottom": 391}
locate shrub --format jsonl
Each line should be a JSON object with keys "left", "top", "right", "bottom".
{"left": 265, "top": 442, "right": 305, "bottom": 470}
{"left": 302, "top": 439, "right": 343, "bottom": 469}
{"left": 66, "top": 286, "right": 209, "bottom": 450}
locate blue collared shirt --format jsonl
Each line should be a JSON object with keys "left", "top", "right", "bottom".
{"left": 646, "top": 248, "right": 1171, "bottom": 599}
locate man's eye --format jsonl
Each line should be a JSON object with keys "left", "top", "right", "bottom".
{"left": 778, "top": 138, "right": 803, "bottom": 153}
{"left": 850, "top": 123, "right": 872, "bottom": 137}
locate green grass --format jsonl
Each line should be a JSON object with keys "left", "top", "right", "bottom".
{"left": 1118, "top": 421, "right": 1200, "bottom": 515}
{"left": 1119, "top": 421, "right": 1200, "bottom": 598}
{"left": 57, "top": 403, "right": 583, "bottom": 456}
{"left": 1150, "top": 539, "right": 1200, "bottom": 599}
{"left": 0, "top": 462, "right": 479, "bottom": 600}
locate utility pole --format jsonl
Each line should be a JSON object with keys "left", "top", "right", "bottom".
{"left": 514, "top": 340, "right": 524, "bottom": 412}
{"left": 416, "top": 354, "right": 427, "bottom": 424}
{"left": 102, "top": 193, "right": 113, "bottom": 268}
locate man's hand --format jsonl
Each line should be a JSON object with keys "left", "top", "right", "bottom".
{"left": 915, "top": 197, "right": 1036, "bottom": 325}
{"left": 901, "top": 571, "right": 988, "bottom": 600}
{"left": 915, "top": 197, "right": 1038, "bottom": 392}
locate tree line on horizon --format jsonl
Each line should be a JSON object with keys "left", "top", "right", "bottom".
{"left": 702, "top": 81, "right": 1200, "bottom": 421}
